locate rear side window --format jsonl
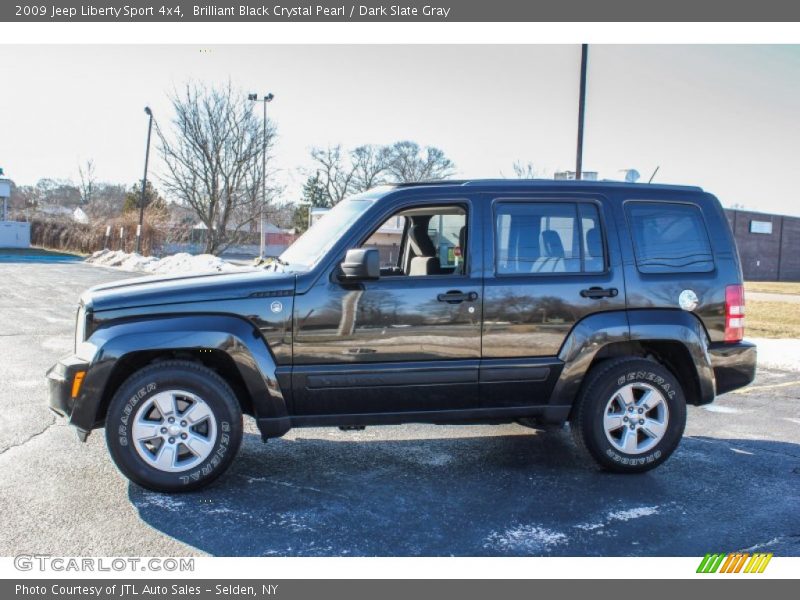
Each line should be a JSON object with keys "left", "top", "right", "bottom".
{"left": 495, "top": 202, "right": 605, "bottom": 275}
{"left": 625, "top": 201, "right": 714, "bottom": 273}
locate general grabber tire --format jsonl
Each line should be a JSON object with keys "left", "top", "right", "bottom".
{"left": 105, "top": 360, "right": 243, "bottom": 492}
{"left": 569, "top": 357, "right": 687, "bottom": 473}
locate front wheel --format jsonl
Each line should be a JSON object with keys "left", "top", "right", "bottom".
{"left": 105, "top": 360, "right": 243, "bottom": 492}
{"left": 569, "top": 357, "right": 686, "bottom": 473}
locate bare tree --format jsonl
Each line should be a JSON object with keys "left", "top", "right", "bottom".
{"left": 310, "top": 145, "right": 357, "bottom": 205}
{"left": 308, "top": 140, "right": 455, "bottom": 205}
{"left": 509, "top": 160, "right": 536, "bottom": 179}
{"left": 385, "top": 141, "right": 455, "bottom": 183}
{"left": 78, "top": 159, "right": 96, "bottom": 205}
{"left": 156, "top": 82, "right": 278, "bottom": 254}
{"left": 351, "top": 144, "right": 391, "bottom": 191}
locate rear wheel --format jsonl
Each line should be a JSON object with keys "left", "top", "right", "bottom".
{"left": 569, "top": 357, "right": 686, "bottom": 472}
{"left": 105, "top": 360, "right": 243, "bottom": 492}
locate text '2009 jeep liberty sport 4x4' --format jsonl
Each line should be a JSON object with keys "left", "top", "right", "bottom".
{"left": 47, "top": 180, "right": 756, "bottom": 492}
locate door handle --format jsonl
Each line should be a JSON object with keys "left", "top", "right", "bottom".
{"left": 437, "top": 290, "right": 479, "bottom": 304}
{"left": 580, "top": 287, "right": 618, "bottom": 299}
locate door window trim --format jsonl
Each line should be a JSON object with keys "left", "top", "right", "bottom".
{"left": 490, "top": 197, "right": 610, "bottom": 278}
{"left": 333, "top": 198, "right": 475, "bottom": 282}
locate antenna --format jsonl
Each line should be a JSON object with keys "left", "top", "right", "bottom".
{"left": 647, "top": 166, "right": 660, "bottom": 184}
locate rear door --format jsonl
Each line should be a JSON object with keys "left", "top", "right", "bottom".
{"left": 479, "top": 194, "right": 626, "bottom": 407}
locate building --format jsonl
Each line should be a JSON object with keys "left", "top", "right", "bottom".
{"left": 0, "top": 170, "right": 30, "bottom": 248}
{"left": 725, "top": 208, "right": 800, "bottom": 282}
{"left": 554, "top": 170, "right": 599, "bottom": 181}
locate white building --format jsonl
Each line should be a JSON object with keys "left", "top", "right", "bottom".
{"left": 0, "top": 171, "right": 31, "bottom": 248}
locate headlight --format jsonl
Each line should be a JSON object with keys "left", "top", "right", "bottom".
{"left": 75, "top": 305, "right": 86, "bottom": 351}
{"left": 74, "top": 305, "right": 93, "bottom": 351}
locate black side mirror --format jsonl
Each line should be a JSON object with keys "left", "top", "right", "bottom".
{"left": 339, "top": 248, "right": 380, "bottom": 281}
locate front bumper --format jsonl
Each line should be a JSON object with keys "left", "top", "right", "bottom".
{"left": 46, "top": 355, "right": 91, "bottom": 439}
{"left": 709, "top": 340, "right": 757, "bottom": 396}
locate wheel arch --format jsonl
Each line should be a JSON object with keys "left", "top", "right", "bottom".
{"left": 552, "top": 309, "right": 715, "bottom": 414}
{"left": 71, "top": 314, "right": 288, "bottom": 431}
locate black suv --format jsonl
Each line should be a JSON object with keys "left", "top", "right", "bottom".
{"left": 47, "top": 180, "right": 756, "bottom": 492}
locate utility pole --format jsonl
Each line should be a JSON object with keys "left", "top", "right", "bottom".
{"left": 137, "top": 107, "right": 154, "bottom": 254}
{"left": 575, "top": 44, "right": 588, "bottom": 180}
{"left": 248, "top": 92, "right": 274, "bottom": 258}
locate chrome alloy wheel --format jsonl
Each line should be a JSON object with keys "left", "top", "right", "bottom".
{"left": 603, "top": 382, "right": 670, "bottom": 455}
{"left": 131, "top": 390, "right": 218, "bottom": 473}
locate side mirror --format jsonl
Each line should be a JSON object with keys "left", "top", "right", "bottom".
{"left": 339, "top": 248, "right": 380, "bottom": 281}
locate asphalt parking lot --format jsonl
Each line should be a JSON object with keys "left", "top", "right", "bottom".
{"left": 0, "top": 257, "right": 798, "bottom": 557}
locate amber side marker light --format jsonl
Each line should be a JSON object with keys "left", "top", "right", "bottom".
{"left": 71, "top": 371, "right": 86, "bottom": 398}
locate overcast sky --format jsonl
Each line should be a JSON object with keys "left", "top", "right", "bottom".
{"left": 1, "top": 44, "right": 798, "bottom": 214}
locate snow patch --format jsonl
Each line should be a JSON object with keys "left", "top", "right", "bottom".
{"left": 749, "top": 337, "right": 800, "bottom": 372}
{"left": 741, "top": 537, "right": 785, "bottom": 552}
{"left": 575, "top": 505, "right": 661, "bottom": 532}
{"left": 86, "top": 249, "right": 243, "bottom": 275}
{"left": 483, "top": 525, "right": 568, "bottom": 554}
{"left": 701, "top": 405, "right": 741, "bottom": 414}
{"left": 137, "top": 493, "right": 186, "bottom": 511}
{"left": 606, "top": 506, "right": 660, "bottom": 522}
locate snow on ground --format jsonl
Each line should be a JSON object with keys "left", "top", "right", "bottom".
{"left": 748, "top": 337, "right": 800, "bottom": 372}
{"left": 85, "top": 249, "right": 243, "bottom": 275}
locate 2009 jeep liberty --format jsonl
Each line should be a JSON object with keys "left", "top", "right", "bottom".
{"left": 47, "top": 180, "right": 757, "bottom": 492}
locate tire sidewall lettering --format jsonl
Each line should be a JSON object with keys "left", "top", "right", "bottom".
{"left": 587, "top": 361, "right": 686, "bottom": 472}
{"left": 118, "top": 382, "right": 158, "bottom": 447}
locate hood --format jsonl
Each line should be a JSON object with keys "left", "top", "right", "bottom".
{"left": 82, "top": 268, "right": 297, "bottom": 312}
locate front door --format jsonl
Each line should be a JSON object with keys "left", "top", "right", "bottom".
{"left": 292, "top": 198, "right": 483, "bottom": 415}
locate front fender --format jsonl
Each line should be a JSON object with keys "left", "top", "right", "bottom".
{"left": 71, "top": 314, "right": 287, "bottom": 431}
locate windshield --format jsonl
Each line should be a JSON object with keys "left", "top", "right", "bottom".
{"left": 280, "top": 188, "right": 390, "bottom": 269}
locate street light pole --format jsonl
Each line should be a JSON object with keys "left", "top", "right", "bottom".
{"left": 575, "top": 44, "right": 588, "bottom": 181}
{"left": 249, "top": 92, "right": 274, "bottom": 258}
{"left": 137, "top": 106, "right": 153, "bottom": 254}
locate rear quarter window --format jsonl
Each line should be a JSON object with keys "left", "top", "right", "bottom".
{"left": 625, "top": 201, "right": 714, "bottom": 274}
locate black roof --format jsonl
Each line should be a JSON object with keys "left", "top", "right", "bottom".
{"left": 389, "top": 179, "right": 704, "bottom": 193}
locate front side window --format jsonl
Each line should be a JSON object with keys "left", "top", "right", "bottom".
{"left": 362, "top": 204, "right": 467, "bottom": 276}
{"left": 495, "top": 201, "right": 604, "bottom": 275}
{"left": 625, "top": 201, "right": 714, "bottom": 273}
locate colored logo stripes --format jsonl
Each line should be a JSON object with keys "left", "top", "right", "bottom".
{"left": 697, "top": 553, "right": 773, "bottom": 573}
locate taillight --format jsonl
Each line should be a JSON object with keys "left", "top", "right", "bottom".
{"left": 725, "top": 284, "right": 745, "bottom": 342}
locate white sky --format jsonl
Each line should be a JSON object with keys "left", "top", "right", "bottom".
{"left": 1, "top": 44, "right": 798, "bottom": 214}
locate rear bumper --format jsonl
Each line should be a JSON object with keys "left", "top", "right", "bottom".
{"left": 709, "top": 340, "right": 757, "bottom": 396}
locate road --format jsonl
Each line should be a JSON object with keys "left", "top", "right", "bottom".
{"left": 0, "top": 257, "right": 798, "bottom": 557}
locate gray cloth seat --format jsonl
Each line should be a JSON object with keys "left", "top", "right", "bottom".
{"left": 407, "top": 222, "right": 443, "bottom": 276}
{"left": 409, "top": 256, "right": 440, "bottom": 276}
{"left": 530, "top": 230, "right": 566, "bottom": 273}
{"left": 585, "top": 227, "right": 603, "bottom": 271}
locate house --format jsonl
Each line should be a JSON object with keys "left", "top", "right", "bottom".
{"left": 72, "top": 207, "right": 89, "bottom": 224}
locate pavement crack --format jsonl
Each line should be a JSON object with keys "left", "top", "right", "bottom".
{"left": 0, "top": 417, "right": 58, "bottom": 456}
{"left": 248, "top": 477, "right": 351, "bottom": 500}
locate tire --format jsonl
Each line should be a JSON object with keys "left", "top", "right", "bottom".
{"left": 569, "top": 357, "right": 686, "bottom": 473}
{"left": 105, "top": 360, "right": 243, "bottom": 492}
